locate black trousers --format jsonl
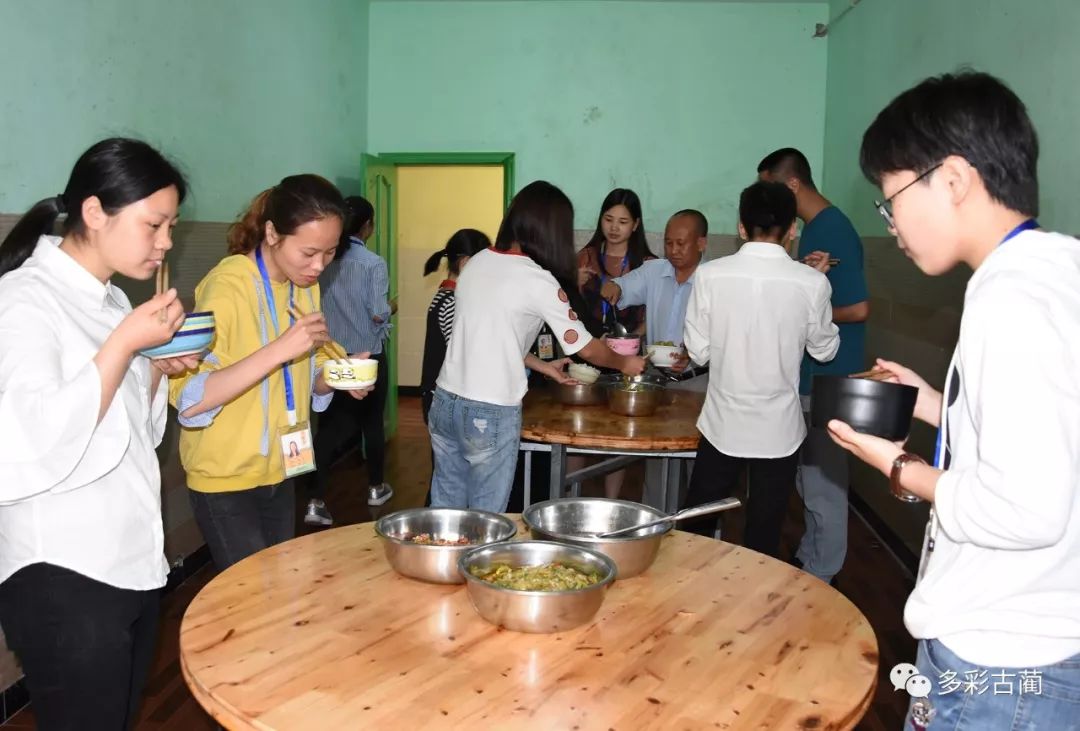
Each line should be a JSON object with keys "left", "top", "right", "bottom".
{"left": 189, "top": 481, "right": 295, "bottom": 571}
{"left": 309, "top": 352, "right": 389, "bottom": 497}
{"left": 681, "top": 435, "right": 800, "bottom": 558}
{"left": 0, "top": 563, "right": 160, "bottom": 731}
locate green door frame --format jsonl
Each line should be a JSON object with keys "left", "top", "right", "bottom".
{"left": 359, "top": 151, "right": 515, "bottom": 439}
{"left": 365, "top": 152, "right": 515, "bottom": 208}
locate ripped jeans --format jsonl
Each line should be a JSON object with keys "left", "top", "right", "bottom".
{"left": 428, "top": 388, "right": 522, "bottom": 512}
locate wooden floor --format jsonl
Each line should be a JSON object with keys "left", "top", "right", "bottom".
{"left": 5, "top": 397, "right": 915, "bottom": 730}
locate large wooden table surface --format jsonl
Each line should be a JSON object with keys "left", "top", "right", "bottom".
{"left": 521, "top": 387, "right": 705, "bottom": 451}
{"left": 180, "top": 518, "right": 878, "bottom": 730}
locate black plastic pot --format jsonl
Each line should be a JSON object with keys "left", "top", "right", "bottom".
{"left": 810, "top": 375, "right": 918, "bottom": 440}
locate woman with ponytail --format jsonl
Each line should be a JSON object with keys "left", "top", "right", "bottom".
{"left": 419, "top": 228, "right": 491, "bottom": 423}
{"left": 428, "top": 182, "right": 647, "bottom": 512}
{"left": 0, "top": 137, "right": 191, "bottom": 729}
{"left": 168, "top": 175, "right": 371, "bottom": 572}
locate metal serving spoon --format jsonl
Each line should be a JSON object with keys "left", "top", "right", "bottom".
{"left": 595, "top": 497, "right": 743, "bottom": 538}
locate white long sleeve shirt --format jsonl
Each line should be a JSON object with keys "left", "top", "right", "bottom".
{"left": 437, "top": 248, "right": 590, "bottom": 406}
{"left": 684, "top": 242, "right": 838, "bottom": 457}
{"left": 906, "top": 229, "right": 1080, "bottom": 667}
{"left": 0, "top": 237, "right": 169, "bottom": 591}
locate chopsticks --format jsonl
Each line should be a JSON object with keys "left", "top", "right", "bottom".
{"left": 155, "top": 260, "right": 169, "bottom": 322}
{"left": 848, "top": 367, "right": 893, "bottom": 382}
{"left": 287, "top": 305, "right": 350, "bottom": 363}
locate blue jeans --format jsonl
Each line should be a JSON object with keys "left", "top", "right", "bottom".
{"left": 908, "top": 638, "right": 1080, "bottom": 730}
{"left": 795, "top": 398, "right": 850, "bottom": 582}
{"left": 428, "top": 388, "right": 522, "bottom": 512}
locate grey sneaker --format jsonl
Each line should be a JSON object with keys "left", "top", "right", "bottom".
{"left": 368, "top": 483, "right": 394, "bottom": 506}
{"left": 304, "top": 499, "right": 333, "bottom": 526}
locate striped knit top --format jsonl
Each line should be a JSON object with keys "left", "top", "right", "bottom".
{"left": 420, "top": 281, "right": 456, "bottom": 407}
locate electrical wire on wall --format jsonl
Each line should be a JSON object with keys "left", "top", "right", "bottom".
{"left": 813, "top": 0, "right": 864, "bottom": 38}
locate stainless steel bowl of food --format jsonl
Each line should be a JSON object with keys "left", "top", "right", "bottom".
{"left": 522, "top": 498, "right": 671, "bottom": 578}
{"left": 606, "top": 381, "right": 663, "bottom": 417}
{"left": 551, "top": 381, "right": 606, "bottom": 406}
{"left": 375, "top": 508, "right": 517, "bottom": 584}
{"left": 458, "top": 540, "right": 616, "bottom": 633}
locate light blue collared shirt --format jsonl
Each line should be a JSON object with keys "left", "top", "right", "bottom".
{"left": 614, "top": 258, "right": 697, "bottom": 345}
{"left": 321, "top": 237, "right": 392, "bottom": 355}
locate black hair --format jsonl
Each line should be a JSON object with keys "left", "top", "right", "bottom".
{"left": 424, "top": 228, "right": 491, "bottom": 276}
{"left": 671, "top": 209, "right": 709, "bottom": 238}
{"left": 0, "top": 137, "right": 188, "bottom": 278}
{"left": 757, "top": 148, "right": 817, "bottom": 191}
{"left": 739, "top": 181, "right": 797, "bottom": 241}
{"left": 342, "top": 195, "right": 375, "bottom": 239}
{"left": 333, "top": 195, "right": 376, "bottom": 258}
{"left": 860, "top": 70, "right": 1039, "bottom": 217}
{"left": 583, "top": 188, "right": 655, "bottom": 269}
{"left": 227, "top": 174, "right": 345, "bottom": 255}
{"left": 494, "top": 181, "right": 577, "bottom": 283}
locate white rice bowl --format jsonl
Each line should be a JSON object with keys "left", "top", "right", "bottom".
{"left": 567, "top": 363, "right": 600, "bottom": 384}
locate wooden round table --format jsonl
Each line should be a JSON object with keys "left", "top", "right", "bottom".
{"left": 520, "top": 387, "right": 706, "bottom": 509}
{"left": 521, "top": 387, "right": 705, "bottom": 451}
{"left": 180, "top": 519, "right": 878, "bottom": 730}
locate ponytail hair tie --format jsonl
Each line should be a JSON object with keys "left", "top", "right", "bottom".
{"left": 55, "top": 194, "right": 67, "bottom": 215}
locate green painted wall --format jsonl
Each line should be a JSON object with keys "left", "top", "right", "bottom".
{"left": 0, "top": 0, "right": 370, "bottom": 221}
{"left": 368, "top": 1, "right": 828, "bottom": 232}
{"left": 822, "top": 0, "right": 1080, "bottom": 234}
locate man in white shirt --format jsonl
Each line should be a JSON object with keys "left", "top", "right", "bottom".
{"left": 828, "top": 71, "right": 1080, "bottom": 730}
{"left": 680, "top": 182, "right": 838, "bottom": 556}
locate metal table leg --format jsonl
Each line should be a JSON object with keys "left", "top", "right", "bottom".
{"left": 523, "top": 451, "right": 533, "bottom": 508}
{"left": 550, "top": 443, "right": 567, "bottom": 499}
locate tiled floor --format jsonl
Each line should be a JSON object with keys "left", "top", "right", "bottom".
{"left": 3, "top": 397, "right": 914, "bottom": 729}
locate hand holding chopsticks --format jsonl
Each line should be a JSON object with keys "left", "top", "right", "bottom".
{"left": 286, "top": 305, "right": 348, "bottom": 363}
{"left": 801, "top": 250, "right": 839, "bottom": 272}
{"left": 848, "top": 366, "right": 895, "bottom": 382}
{"left": 155, "top": 260, "right": 170, "bottom": 322}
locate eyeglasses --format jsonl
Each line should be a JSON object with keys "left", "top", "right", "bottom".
{"left": 874, "top": 163, "right": 943, "bottom": 228}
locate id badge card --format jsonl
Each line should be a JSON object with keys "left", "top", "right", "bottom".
{"left": 279, "top": 421, "right": 316, "bottom": 477}
{"left": 537, "top": 332, "right": 555, "bottom": 360}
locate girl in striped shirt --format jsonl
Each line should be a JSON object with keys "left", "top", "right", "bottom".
{"left": 420, "top": 229, "right": 491, "bottom": 423}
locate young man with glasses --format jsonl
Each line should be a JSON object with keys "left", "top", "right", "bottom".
{"left": 829, "top": 71, "right": 1080, "bottom": 729}
{"left": 757, "top": 148, "right": 870, "bottom": 586}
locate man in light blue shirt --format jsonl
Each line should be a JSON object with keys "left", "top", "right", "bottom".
{"left": 600, "top": 209, "right": 707, "bottom": 376}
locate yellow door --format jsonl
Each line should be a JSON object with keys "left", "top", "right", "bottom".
{"left": 395, "top": 165, "right": 504, "bottom": 387}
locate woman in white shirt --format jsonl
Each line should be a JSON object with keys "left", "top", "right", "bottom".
{"left": 429, "top": 181, "right": 646, "bottom": 512}
{"left": 0, "top": 138, "right": 196, "bottom": 730}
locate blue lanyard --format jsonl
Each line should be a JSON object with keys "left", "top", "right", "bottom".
{"left": 599, "top": 243, "right": 628, "bottom": 321}
{"left": 255, "top": 245, "right": 298, "bottom": 424}
{"left": 932, "top": 218, "right": 1038, "bottom": 467}
{"left": 1000, "top": 218, "right": 1038, "bottom": 246}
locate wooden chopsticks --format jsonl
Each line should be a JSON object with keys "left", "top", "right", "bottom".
{"left": 287, "top": 305, "right": 349, "bottom": 363}
{"left": 848, "top": 367, "right": 893, "bottom": 382}
{"left": 155, "top": 260, "right": 169, "bottom": 322}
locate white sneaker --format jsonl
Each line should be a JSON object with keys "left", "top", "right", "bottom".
{"left": 368, "top": 483, "right": 394, "bottom": 506}
{"left": 304, "top": 499, "right": 333, "bottom": 526}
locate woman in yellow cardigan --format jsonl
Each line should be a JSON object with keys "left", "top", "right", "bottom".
{"left": 170, "top": 175, "right": 370, "bottom": 570}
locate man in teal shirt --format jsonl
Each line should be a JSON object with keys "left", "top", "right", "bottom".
{"left": 758, "top": 148, "right": 869, "bottom": 584}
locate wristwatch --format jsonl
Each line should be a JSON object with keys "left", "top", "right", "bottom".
{"left": 890, "top": 453, "right": 926, "bottom": 503}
